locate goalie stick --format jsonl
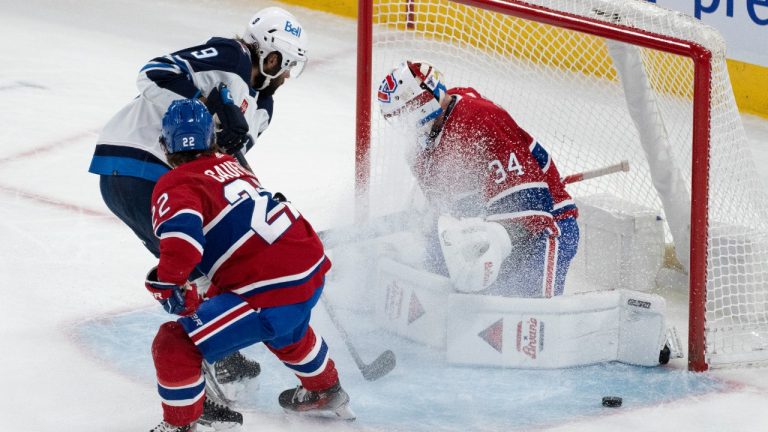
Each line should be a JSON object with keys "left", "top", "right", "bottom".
{"left": 562, "top": 160, "right": 630, "bottom": 185}
{"left": 321, "top": 295, "right": 396, "bottom": 381}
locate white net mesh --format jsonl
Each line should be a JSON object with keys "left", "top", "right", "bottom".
{"left": 363, "top": 0, "right": 768, "bottom": 368}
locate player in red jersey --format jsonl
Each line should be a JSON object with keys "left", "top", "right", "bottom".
{"left": 377, "top": 61, "right": 579, "bottom": 298}
{"left": 146, "top": 99, "right": 353, "bottom": 432}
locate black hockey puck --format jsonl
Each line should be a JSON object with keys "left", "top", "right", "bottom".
{"left": 602, "top": 396, "right": 622, "bottom": 408}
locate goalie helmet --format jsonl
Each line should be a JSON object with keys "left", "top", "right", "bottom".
{"left": 244, "top": 7, "right": 308, "bottom": 82}
{"left": 160, "top": 99, "right": 215, "bottom": 154}
{"left": 378, "top": 61, "right": 448, "bottom": 144}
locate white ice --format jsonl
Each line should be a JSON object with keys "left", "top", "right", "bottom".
{"left": 2, "top": 0, "right": 768, "bottom": 431}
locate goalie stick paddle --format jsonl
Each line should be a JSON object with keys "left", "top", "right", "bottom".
{"left": 321, "top": 295, "right": 396, "bottom": 381}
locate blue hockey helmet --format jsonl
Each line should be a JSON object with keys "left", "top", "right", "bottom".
{"left": 160, "top": 99, "right": 215, "bottom": 154}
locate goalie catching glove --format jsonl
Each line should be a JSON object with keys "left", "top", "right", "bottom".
{"left": 145, "top": 267, "right": 202, "bottom": 316}
{"left": 205, "top": 83, "right": 251, "bottom": 155}
{"left": 438, "top": 216, "right": 512, "bottom": 293}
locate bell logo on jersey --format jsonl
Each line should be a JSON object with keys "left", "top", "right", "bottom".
{"left": 378, "top": 74, "right": 398, "bottom": 103}
{"left": 284, "top": 20, "right": 302, "bottom": 37}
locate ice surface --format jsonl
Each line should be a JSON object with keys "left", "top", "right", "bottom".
{"left": 2, "top": 0, "right": 768, "bottom": 431}
{"left": 74, "top": 307, "right": 725, "bottom": 431}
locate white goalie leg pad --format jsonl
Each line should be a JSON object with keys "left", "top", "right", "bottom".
{"left": 446, "top": 289, "right": 667, "bottom": 368}
{"left": 373, "top": 258, "right": 454, "bottom": 349}
{"left": 616, "top": 290, "right": 668, "bottom": 365}
{"left": 438, "top": 215, "right": 512, "bottom": 293}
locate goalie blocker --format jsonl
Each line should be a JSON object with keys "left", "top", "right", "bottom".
{"left": 374, "top": 258, "right": 679, "bottom": 368}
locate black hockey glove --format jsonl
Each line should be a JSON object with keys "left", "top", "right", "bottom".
{"left": 205, "top": 84, "right": 250, "bottom": 155}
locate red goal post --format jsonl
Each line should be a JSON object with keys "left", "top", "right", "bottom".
{"left": 355, "top": 0, "right": 768, "bottom": 371}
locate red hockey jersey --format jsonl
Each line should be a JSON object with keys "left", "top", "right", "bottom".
{"left": 151, "top": 153, "right": 330, "bottom": 308}
{"left": 411, "top": 87, "right": 577, "bottom": 234}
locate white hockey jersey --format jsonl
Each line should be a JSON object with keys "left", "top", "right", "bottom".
{"left": 89, "top": 37, "right": 271, "bottom": 181}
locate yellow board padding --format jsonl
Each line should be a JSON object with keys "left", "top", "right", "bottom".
{"left": 282, "top": 0, "right": 767, "bottom": 118}
{"left": 728, "top": 60, "right": 768, "bottom": 118}
{"left": 278, "top": 0, "right": 357, "bottom": 18}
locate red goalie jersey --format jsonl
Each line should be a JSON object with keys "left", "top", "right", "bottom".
{"left": 150, "top": 153, "right": 330, "bottom": 308}
{"left": 411, "top": 87, "right": 578, "bottom": 234}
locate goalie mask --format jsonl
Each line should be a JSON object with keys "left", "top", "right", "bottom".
{"left": 378, "top": 61, "right": 447, "bottom": 148}
{"left": 244, "top": 7, "right": 308, "bottom": 88}
{"left": 160, "top": 99, "right": 215, "bottom": 154}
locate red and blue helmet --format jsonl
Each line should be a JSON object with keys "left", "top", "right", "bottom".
{"left": 160, "top": 99, "right": 215, "bottom": 154}
{"left": 378, "top": 61, "right": 447, "bottom": 132}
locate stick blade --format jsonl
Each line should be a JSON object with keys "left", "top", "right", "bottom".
{"left": 361, "top": 349, "right": 397, "bottom": 381}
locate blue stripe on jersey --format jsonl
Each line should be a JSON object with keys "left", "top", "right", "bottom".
{"left": 552, "top": 203, "right": 578, "bottom": 217}
{"left": 91, "top": 143, "right": 168, "bottom": 164}
{"left": 155, "top": 212, "right": 205, "bottom": 245}
{"left": 238, "top": 257, "right": 328, "bottom": 298}
{"left": 140, "top": 60, "right": 178, "bottom": 72}
{"left": 530, "top": 142, "right": 550, "bottom": 171}
{"left": 284, "top": 340, "right": 329, "bottom": 374}
{"left": 88, "top": 155, "right": 169, "bottom": 181}
{"left": 487, "top": 187, "right": 554, "bottom": 217}
{"left": 157, "top": 379, "right": 205, "bottom": 402}
{"left": 197, "top": 200, "right": 254, "bottom": 274}
{"left": 171, "top": 55, "right": 195, "bottom": 80}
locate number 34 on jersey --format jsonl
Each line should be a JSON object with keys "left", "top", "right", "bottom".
{"left": 488, "top": 151, "right": 525, "bottom": 185}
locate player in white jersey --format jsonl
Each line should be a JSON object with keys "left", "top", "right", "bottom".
{"left": 87, "top": 7, "right": 308, "bottom": 422}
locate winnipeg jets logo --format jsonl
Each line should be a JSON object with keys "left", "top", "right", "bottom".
{"left": 378, "top": 73, "right": 398, "bottom": 103}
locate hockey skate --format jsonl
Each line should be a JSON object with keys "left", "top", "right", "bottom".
{"left": 278, "top": 382, "right": 356, "bottom": 420}
{"left": 202, "top": 352, "right": 260, "bottom": 405}
{"left": 214, "top": 352, "right": 261, "bottom": 384}
{"left": 149, "top": 421, "right": 196, "bottom": 432}
{"left": 197, "top": 398, "right": 243, "bottom": 430}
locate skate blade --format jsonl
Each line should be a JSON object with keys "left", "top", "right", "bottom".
{"left": 283, "top": 404, "right": 357, "bottom": 422}
{"left": 196, "top": 421, "right": 241, "bottom": 432}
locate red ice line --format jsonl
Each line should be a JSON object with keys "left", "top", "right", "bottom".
{"left": 0, "top": 129, "right": 113, "bottom": 219}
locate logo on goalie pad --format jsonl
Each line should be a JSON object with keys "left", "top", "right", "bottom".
{"left": 384, "top": 281, "right": 404, "bottom": 321}
{"left": 516, "top": 317, "right": 545, "bottom": 360}
{"left": 627, "top": 298, "right": 651, "bottom": 309}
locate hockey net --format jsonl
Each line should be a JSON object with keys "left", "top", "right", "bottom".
{"left": 355, "top": 0, "right": 768, "bottom": 371}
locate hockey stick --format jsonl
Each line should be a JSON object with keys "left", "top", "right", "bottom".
{"left": 233, "top": 149, "right": 253, "bottom": 172}
{"left": 201, "top": 360, "right": 235, "bottom": 405}
{"left": 562, "top": 160, "right": 630, "bottom": 185}
{"left": 321, "top": 294, "right": 396, "bottom": 381}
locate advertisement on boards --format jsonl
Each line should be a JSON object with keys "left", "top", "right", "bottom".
{"left": 649, "top": 0, "right": 768, "bottom": 67}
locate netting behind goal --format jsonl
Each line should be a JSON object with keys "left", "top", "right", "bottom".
{"left": 355, "top": 0, "right": 768, "bottom": 370}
